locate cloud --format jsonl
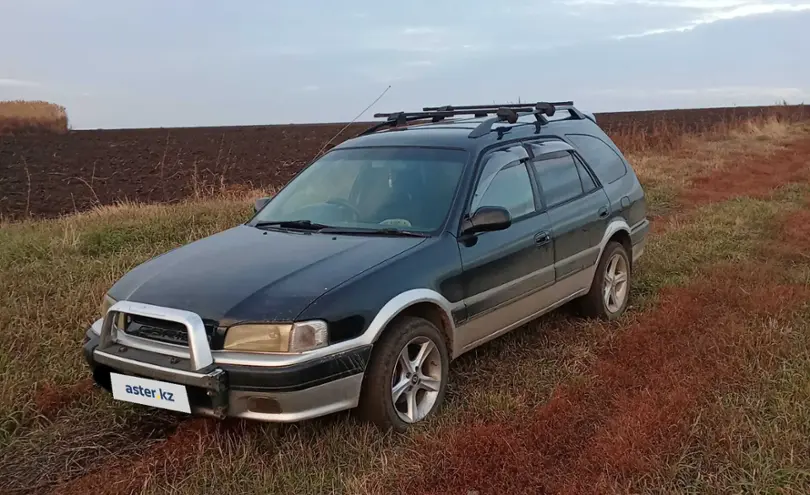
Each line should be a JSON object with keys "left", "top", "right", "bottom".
{"left": 595, "top": 1, "right": 810, "bottom": 38}
{"left": 0, "top": 78, "right": 42, "bottom": 88}
{"left": 401, "top": 26, "right": 440, "bottom": 35}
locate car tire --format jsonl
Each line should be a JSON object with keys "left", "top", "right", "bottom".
{"left": 579, "top": 240, "right": 632, "bottom": 320}
{"left": 357, "top": 316, "right": 449, "bottom": 433}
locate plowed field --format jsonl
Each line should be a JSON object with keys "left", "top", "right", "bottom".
{"left": 2, "top": 105, "right": 808, "bottom": 221}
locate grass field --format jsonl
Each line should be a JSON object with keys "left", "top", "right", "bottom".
{"left": 0, "top": 100, "right": 68, "bottom": 135}
{"left": 1, "top": 116, "right": 810, "bottom": 494}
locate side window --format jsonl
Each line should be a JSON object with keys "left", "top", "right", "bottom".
{"left": 532, "top": 152, "right": 584, "bottom": 208}
{"left": 472, "top": 146, "right": 535, "bottom": 219}
{"left": 477, "top": 164, "right": 536, "bottom": 219}
{"left": 575, "top": 155, "right": 597, "bottom": 193}
{"left": 566, "top": 134, "right": 627, "bottom": 185}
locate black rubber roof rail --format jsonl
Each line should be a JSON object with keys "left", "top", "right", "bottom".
{"left": 357, "top": 111, "right": 455, "bottom": 137}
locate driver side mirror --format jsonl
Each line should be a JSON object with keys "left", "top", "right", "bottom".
{"left": 460, "top": 206, "right": 512, "bottom": 236}
{"left": 253, "top": 197, "right": 271, "bottom": 213}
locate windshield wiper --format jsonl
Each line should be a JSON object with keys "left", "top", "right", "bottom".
{"left": 254, "top": 220, "right": 331, "bottom": 231}
{"left": 320, "top": 227, "right": 429, "bottom": 238}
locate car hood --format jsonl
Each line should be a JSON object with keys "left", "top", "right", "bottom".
{"left": 108, "top": 225, "right": 426, "bottom": 323}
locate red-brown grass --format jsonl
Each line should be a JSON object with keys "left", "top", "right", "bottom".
{"left": 33, "top": 378, "right": 95, "bottom": 420}
{"left": 0, "top": 100, "right": 69, "bottom": 135}
{"left": 765, "top": 207, "right": 810, "bottom": 264}
{"left": 641, "top": 128, "right": 810, "bottom": 238}
{"left": 391, "top": 265, "right": 809, "bottom": 495}
{"left": 680, "top": 136, "right": 810, "bottom": 207}
{"left": 54, "top": 418, "right": 218, "bottom": 495}
{"left": 780, "top": 208, "right": 810, "bottom": 248}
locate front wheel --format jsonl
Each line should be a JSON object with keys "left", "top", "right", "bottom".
{"left": 579, "top": 241, "right": 632, "bottom": 320}
{"left": 357, "top": 316, "right": 449, "bottom": 433}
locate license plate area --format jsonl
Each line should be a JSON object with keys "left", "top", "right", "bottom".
{"left": 110, "top": 372, "right": 191, "bottom": 413}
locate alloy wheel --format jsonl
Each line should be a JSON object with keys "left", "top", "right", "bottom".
{"left": 603, "top": 252, "right": 629, "bottom": 313}
{"left": 390, "top": 336, "right": 443, "bottom": 423}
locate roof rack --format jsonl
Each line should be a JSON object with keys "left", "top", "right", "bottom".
{"left": 423, "top": 101, "right": 586, "bottom": 120}
{"left": 358, "top": 101, "right": 586, "bottom": 138}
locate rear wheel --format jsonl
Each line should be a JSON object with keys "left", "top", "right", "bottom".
{"left": 579, "top": 241, "right": 631, "bottom": 320}
{"left": 358, "top": 316, "right": 449, "bottom": 433}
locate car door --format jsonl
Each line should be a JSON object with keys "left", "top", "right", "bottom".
{"left": 454, "top": 144, "right": 556, "bottom": 354}
{"left": 528, "top": 142, "right": 611, "bottom": 294}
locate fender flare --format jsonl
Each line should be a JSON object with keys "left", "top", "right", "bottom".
{"left": 597, "top": 218, "right": 631, "bottom": 261}
{"left": 362, "top": 288, "right": 460, "bottom": 345}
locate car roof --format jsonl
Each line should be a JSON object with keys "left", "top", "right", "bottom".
{"left": 334, "top": 118, "right": 485, "bottom": 150}
{"left": 333, "top": 114, "right": 599, "bottom": 153}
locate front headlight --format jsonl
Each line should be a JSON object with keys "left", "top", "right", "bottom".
{"left": 223, "top": 321, "right": 328, "bottom": 353}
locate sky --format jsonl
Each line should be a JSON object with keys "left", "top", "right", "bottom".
{"left": 1, "top": 0, "right": 807, "bottom": 129}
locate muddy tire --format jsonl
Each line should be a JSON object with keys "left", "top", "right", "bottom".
{"left": 357, "top": 316, "right": 449, "bottom": 433}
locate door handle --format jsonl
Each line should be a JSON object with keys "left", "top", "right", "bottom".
{"left": 598, "top": 207, "right": 609, "bottom": 218}
{"left": 534, "top": 231, "right": 551, "bottom": 247}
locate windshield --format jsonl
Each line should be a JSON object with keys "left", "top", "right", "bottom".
{"left": 250, "top": 147, "right": 467, "bottom": 233}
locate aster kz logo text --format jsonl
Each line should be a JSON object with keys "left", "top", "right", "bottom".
{"left": 110, "top": 373, "right": 191, "bottom": 413}
{"left": 124, "top": 384, "right": 174, "bottom": 402}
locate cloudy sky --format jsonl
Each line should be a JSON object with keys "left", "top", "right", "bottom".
{"left": 1, "top": 0, "right": 807, "bottom": 129}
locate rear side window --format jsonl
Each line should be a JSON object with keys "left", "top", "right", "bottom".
{"left": 575, "top": 156, "right": 597, "bottom": 193}
{"left": 532, "top": 152, "right": 583, "bottom": 208}
{"left": 566, "top": 134, "right": 627, "bottom": 185}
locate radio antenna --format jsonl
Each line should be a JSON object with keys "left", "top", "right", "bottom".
{"left": 311, "top": 84, "right": 392, "bottom": 160}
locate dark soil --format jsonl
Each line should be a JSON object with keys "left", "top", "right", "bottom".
{"left": 2, "top": 105, "right": 808, "bottom": 220}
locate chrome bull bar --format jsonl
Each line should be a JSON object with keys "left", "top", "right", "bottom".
{"left": 101, "top": 301, "right": 213, "bottom": 371}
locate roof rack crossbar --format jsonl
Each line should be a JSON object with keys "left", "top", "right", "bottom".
{"left": 371, "top": 109, "right": 519, "bottom": 119}
{"left": 360, "top": 107, "right": 528, "bottom": 137}
{"left": 467, "top": 107, "right": 551, "bottom": 139}
{"left": 423, "top": 101, "right": 575, "bottom": 112}
{"left": 424, "top": 101, "right": 586, "bottom": 121}
{"left": 359, "top": 101, "right": 585, "bottom": 138}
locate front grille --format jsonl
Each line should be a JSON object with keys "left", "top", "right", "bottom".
{"left": 120, "top": 314, "right": 216, "bottom": 347}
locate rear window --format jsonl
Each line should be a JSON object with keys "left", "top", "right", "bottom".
{"left": 566, "top": 134, "right": 627, "bottom": 185}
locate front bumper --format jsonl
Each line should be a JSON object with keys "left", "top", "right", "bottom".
{"left": 83, "top": 301, "right": 371, "bottom": 422}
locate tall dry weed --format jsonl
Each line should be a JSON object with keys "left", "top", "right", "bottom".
{"left": 0, "top": 100, "right": 68, "bottom": 135}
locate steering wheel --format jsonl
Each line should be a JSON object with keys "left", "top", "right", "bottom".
{"left": 325, "top": 198, "right": 361, "bottom": 221}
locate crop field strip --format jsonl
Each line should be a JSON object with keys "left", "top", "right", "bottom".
{"left": 0, "top": 116, "right": 809, "bottom": 494}
{"left": 1, "top": 104, "right": 808, "bottom": 221}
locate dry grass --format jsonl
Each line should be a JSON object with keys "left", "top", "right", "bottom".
{"left": 625, "top": 118, "right": 809, "bottom": 217}
{"left": 607, "top": 106, "right": 809, "bottom": 155}
{"left": 385, "top": 266, "right": 809, "bottom": 494}
{"left": 0, "top": 118, "right": 809, "bottom": 495}
{"left": 0, "top": 100, "right": 69, "bottom": 135}
{"left": 0, "top": 194, "right": 259, "bottom": 431}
